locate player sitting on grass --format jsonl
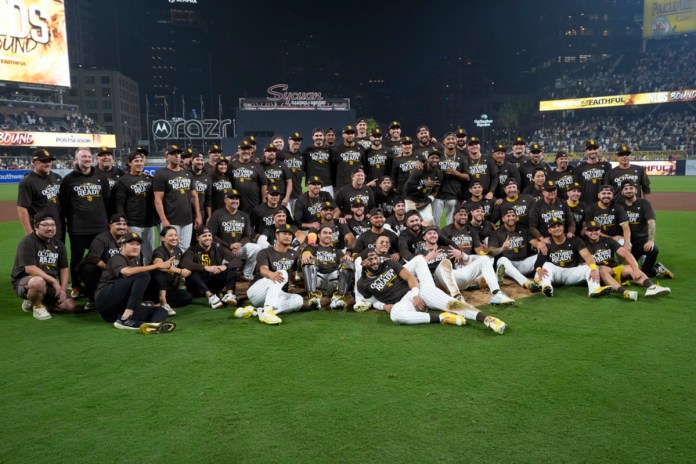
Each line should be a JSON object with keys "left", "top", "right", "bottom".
{"left": 533, "top": 218, "right": 612, "bottom": 298}
{"left": 583, "top": 220, "right": 670, "bottom": 300}
{"left": 356, "top": 249, "right": 507, "bottom": 334}
{"left": 95, "top": 232, "right": 175, "bottom": 334}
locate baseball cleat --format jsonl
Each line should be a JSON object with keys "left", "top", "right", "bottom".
{"left": 524, "top": 280, "right": 541, "bottom": 293}
{"left": 440, "top": 312, "right": 466, "bottom": 326}
{"left": 490, "top": 291, "right": 515, "bottom": 305}
{"left": 32, "top": 305, "right": 52, "bottom": 321}
{"left": 623, "top": 290, "right": 638, "bottom": 301}
{"left": 645, "top": 284, "right": 671, "bottom": 297}
{"left": 21, "top": 299, "right": 33, "bottom": 313}
{"left": 307, "top": 292, "right": 322, "bottom": 311}
{"left": 589, "top": 286, "right": 613, "bottom": 298}
{"left": 542, "top": 285, "right": 554, "bottom": 297}
{"left": 653, "top": 262, "right": 674, "bottom": 279}
{"left": 234, "top": 305, "right": 256, "bottom": 318}
{"left": 258, "top": 307, "right": 282, "bottom": 325}
{"left": 221, "top": 293, "right": 238, "bottom": 307}
{"left": 484, "top": 316, "right": 507, "bottom": 334}
{"left": 140, "top": 321, "right": 177, "bottom": 334}
{"left": 353, "top": 300, "right": 372, "bottom": 313}
{"left": 496, "top": 264, "right": 506, "bottom": 285}
{"left": 330, "top": 295, "right": 347, "bottom": 310}
{"left": 208, "top": 294, "right": 223, "bottom": 309}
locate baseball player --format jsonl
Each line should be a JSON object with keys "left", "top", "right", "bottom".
{"left": 300, "top": 224, "right": 355, "bottom": 310}
{"left": 604, "top": 145, "right": 650, "bottom": 198}
{"left": 241, "top": 224, "right": 302, "bottom": 325}
{"left": 356, "top": 249, "right": 507, "bottom": 334}
{"left": 533, "top": 218, "right": 612, "bottom": 298}
{"left": 574, "top": 139, "right": 613, "bottom": 205}
{"left": 584, "top": 185, "right": 630, "bottom": 248}
{"left": 489, "top": 208, "right": 542, "bottom": 292}
{"left": 17, "top": 149, "right": 62, "bottom": 237}
{"left": 583, "top": 220, "right": 670, "bottom": 300}
{"left": 403, "top": 151, "right": 444, "bottom": 226}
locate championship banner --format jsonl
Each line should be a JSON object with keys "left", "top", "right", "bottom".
{"left": 0, "top": 0, "right": 70, "bottom": 87}
{"left": 0, "top": 131, "right": 116, "bottom": 148}
{"left": 643, "top": 0, "right": 696, "bottom": 38}
{"left": 539, "top": 89, "right": 696, "bottom": 111}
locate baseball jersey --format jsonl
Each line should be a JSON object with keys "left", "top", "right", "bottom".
{"left": 228, "top": 159, "right": 268, "bottom": 214}
{"left": 280, "top": 149, "right": 305, "bottom": 198}
{"left": 363, "top": 147, "right": 392, "bottom": 183}
{"left": 383, "top": 139, "right": 402, "bottom": 157}
{"left": 17, "top": 171, "right": 62, "bottom": 233}
{"left": 115, "top": 173, "right": 156, "bottom": 228}
{"left": 302, "top": 145, "right": 332, "bottom": 185}
{"left": 335, "top": 185, "right": 375, "bottom": 215}
{"left": 618, "top": 198, "right": 655, "bottom": 242}
{"left": 585, "top": 237, "right": 621, "bottom": 267}
{"left": 488, "top": 226, "right": 534, "bottom": 261}
{"left": 207, "top": 208, "right": 254, "bottom": 248}
{"left": 332, "top": 143, "right": 365, "bottom": 189}
{"left": 584, "top": 202, "right": 629, "bottom": 237}
{"left": 152, "top": 167, "right": 194, "bottom": 226}
{"left": 357, "top": 259, "right": 410, "bottom": 305}
{"left": 11, "top": 232, "right": 68, "bottom": 285}
{"left": 573, "top": 160, "right": 613, "bottom": 204}
{"left": 252, "top": 246, "right": 299, "bottom": 289}
{"left": 59, "top": 167, "right": 111, "bottom": 235}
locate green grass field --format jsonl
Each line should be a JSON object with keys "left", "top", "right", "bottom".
{"left": 1, "top": 184, "right": 695, "bottom": 462}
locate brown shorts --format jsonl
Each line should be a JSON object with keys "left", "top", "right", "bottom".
{"left": 14, "top": 276, "right": 58, "bottom": 305}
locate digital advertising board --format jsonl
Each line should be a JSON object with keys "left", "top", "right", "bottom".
{"left": 0, "top": 0, "right": 70, "bottom": 87}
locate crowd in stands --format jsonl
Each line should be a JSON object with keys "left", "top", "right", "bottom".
{"left": 0, "top": 89, "right": 103, "bottom": 134}
{"left": 533, "top": 110, "right": 695, "bottom": 154}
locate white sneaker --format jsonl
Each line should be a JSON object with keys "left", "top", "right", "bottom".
{"left": 645, "top": 284, "right": 671, "bottom": 297}
{"left": 353, "top": 300, "right": 372, "bottom": 313}
{"left": 162, "top": 304, "right": 176, "bottom": 316}
{"left": 258, "top": 307, "right": 282, "bottom": 325}
{"left": 234, "top": 305, "right": 256, "bottom": 318}
{"left": 623, "top": 290, "right": 638, "bottom": 301}
{"left": 21, "top": 299, "right": 33, "bottom": 312}
{"left": 221, "top": 293, "right": 237, "bottom": 306}
{"left": 490, "top": 291, "right": 515, "bottom": 305}
{"left": 208, "top": 295, "right": 223, "bottom": 309}
{"left": 33, "top": 306, "right": 52, "bottom": 320}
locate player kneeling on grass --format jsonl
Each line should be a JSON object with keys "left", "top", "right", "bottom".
{"left": 180, "top": 226, "right": 239, "bottom": 309}
{"left": 584, "top": 220, "right": 670, "bottom": 300}
{"left": 148, "top": 226, "right": 193, "bottom": 316}
{"left": 95, "top": 232, "right": 175, "bottom": 334}
{"left": 300, "top": 224, "right": 354, "bottom": 311}
{"left": 239, "top": 224, "right": 302, "bottom": 325}
{"left": 12, "top": 213, "right": 76, "bottom": 320}
{"left": 356, "top": 249, "right": 507, "bottom": 334}
{"left": 533, "top": 218, "right": 611, "bottom": 298}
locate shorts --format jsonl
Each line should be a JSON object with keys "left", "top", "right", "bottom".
{"left": 612, "top": 265, "right": 630, "bottom": 286}
{"left": 14, "top": 276, "right": 58, "bottom": 305}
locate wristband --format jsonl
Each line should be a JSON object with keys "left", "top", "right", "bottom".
{"left": 536, "top": 267, "right": 542, "bottom": 273}
{"left": 410, "top": 287, "right": 420, "bottom": 297}
{"left": 589, "top": 263, "right": 597, "bottom": 271}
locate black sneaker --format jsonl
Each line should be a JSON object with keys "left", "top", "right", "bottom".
{"left": 113, "top": 317, "right": 141, "bottom": 331}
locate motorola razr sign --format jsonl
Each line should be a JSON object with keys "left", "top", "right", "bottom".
{"left": 152, "top": 119, "right": 233, "bottom": 140}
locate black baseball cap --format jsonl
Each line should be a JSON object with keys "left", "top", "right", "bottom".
{"left": 456, "top": 128, "right": 467, "bottom": 137}
{"left": 529, "top": 143, "right": 542, "bottom": 153}
{"left": 401, "top": 136, "right": 413, "bottom": 145}
{"left": 225, "top": 189, "right": 240, "bottom": 198}
{"left": 166, "top": 145, "right": 183, "bottom": 155}
{"left": 492, "top": 143, "right": 506, "bottom": 153}
{"left": 416, "top": 125, "right": 429, "bottom": 133}
{"left": 543, "top": 180, "right": 558, "bottom": 191}
{"left": 96, "top": 146, "right": 113, "bottom": 156}
{"left": 135, "top": 146, "right": 149, "bottom": 156}
{"left": 467, "top": 137, "right": 481, "bottom": 145}
{"left": 31, "top": 148, "right": 55, "bottom": 162}
{"left": 120, "top": 232, "right": 142, "bottom": 245}
{"left": 109, "top": 214, "right": 127, "bottom": 224}
{"left": 208, "top": 145, "right": 222, "bottom": 154}
{"left": 343, "top": 125, "right": 356, "bottom": 134}
{"left": 371, "top": 128, "right": 383, "bottom": 137}
{"left": 307, "top": 176, "right": 322, "bottom": 185}
{"left": 586, "top": 139, "right": 600, "bottom": 150}
{"left": 512, "top": 137, "right": 526, "bottom": 145}
{"left": 264, "top": 143, "right": 278, "bottom": 153}
{"left": 503, "top": 178, "right": 518, "bottom": 187}
{"left": 267, "top": 185, "right": 281, "bottom": 195}
{"left": 584, "top": 220, "right": 601, "bottom": 231}
{"left": 289, "top": 131, "right": 303, "bottom": 141}
{"left": 276, "top": 224, "right": 294, "bottom": 234}
{"left": 555, "top": 151, "right": 569, "bottom": 160}
{"left": 320, "top": 201, "right": 335, "bottom": 210}
{"left": 389, "top": 121, "right": 401, "bottom": 129}
{"left": 238, "top": 139, "right": 253, "bottom": 149}
{"left": 369, "top": 208, "right": 383, "bottom": 217}
{"left": 617, "top": 145, "right": 632, "bottom": 156}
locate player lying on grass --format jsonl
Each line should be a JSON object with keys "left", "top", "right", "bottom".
{"left": 583, "top": 220, "right": 671, "bottom": 300}
{"left": 356, "top": 249, "right": 507, "bottom": 334}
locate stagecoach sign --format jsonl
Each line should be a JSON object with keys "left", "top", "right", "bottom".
{"left": 151, "top": 119, "right": 232, "bottom": 140}
{"left": 239, "top": 84, "right": 350, "bottom": 111}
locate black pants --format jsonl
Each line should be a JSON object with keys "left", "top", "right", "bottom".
{"left": 186, "top": 268, "right": 237, "bottom": 297}
{"left": 631, "top": 239, "right": 659, "bottom": 277}
{"left": 69, "top": 233, "right": 97, "bottom": 290}
{"left": 95, "top": 273, "right": 166, "bottom": 323}
{"left": 79, "top": 263, "right": 102, "bottom": 302}
{"left": 148, "top": 271, "right": 193, "bottom": 308}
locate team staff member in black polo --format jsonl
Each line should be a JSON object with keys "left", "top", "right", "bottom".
{"left": 153, "top": 145, "right": 202, "bottom": 251}
{"left": 228, "top": 139, "right": 269, "bottom": 215}
{"left": 95, "top": 232, "right": 173, "bottom": 331}
{"left": 115, "top": 151, "right": 157, "bottom": 263}
{"left": 12, "top": 212, "right": 76, "bottom": 320}
{"left": 17, "top": 148, "right": 62, "bottom": 237}
{"left": 59, "top": 146, "right": 111, "bottom": 298}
